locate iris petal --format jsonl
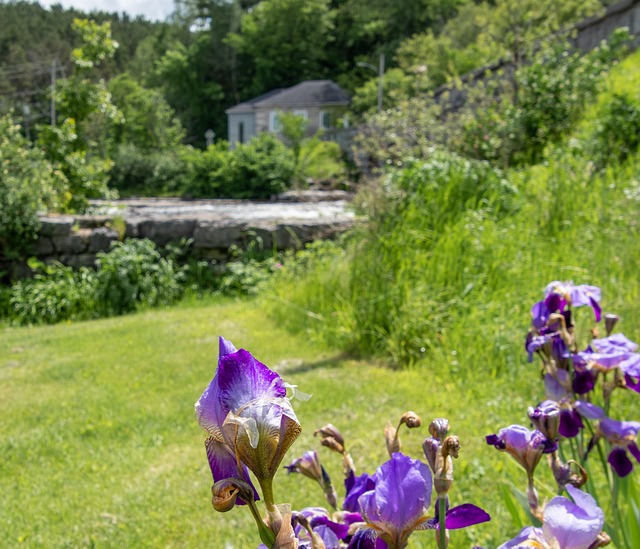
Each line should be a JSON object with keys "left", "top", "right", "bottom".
{"left": 444, "top": 504, "right": 491, "bottom": 530}
{"left": 543, "top": 487, "right": 603, "bottom": 549}
{"left": 204, "top": 437, "right": 258, "bottom": 503}
{"left": 217, "top": 349, "right": 286, "bottom": 413}
{"left": 608, "top": 447, "right": 634, "bottom": 477}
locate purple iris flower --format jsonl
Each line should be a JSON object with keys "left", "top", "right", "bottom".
{"left": 195, "top": 337, "right": 302, "bottom": 489}
{"left": 544, "top": 281, "right": 602, "bottom": 321}
{"left": 544, "top": 371, "right": 604, "bottom": 438}
{"left": 598, "top": 417, "right": 640, "bottom": 477}
{"left": 592, "top": 333, "right": 638, "bottom": 354}
{"left": 344, "top": 470, "right": 376, "bottom": 514}
{"left": 498, "top": 485, "right": 604, "bottom": 549}
{"left": 486, "top": 425, "right": 550, "bottom": 476}
{"left": 357, "top": 453, "right": 432, "bottom": 547}
{"left": 292, "top": 507, "right": 350, "bottom": 548}
{"left": 355, "top": 453, "right": 488, "bottom": 548}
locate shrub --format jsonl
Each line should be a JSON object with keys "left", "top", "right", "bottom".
{"left": 95, "top": 239, "right": 184, "bottom": 315}
{"left": 0, "top": 114, "right": 67, "bottom": 253}
{"left": 109, "top": 144, "right": 188, "bottom": 196}
{"left": 588, "top": 93, "right": 640, "bottom": 167}
{"left": 9, "top": 261, "right": 97, "bottom": 325}
{"left": 177, "top": 143, "right": 229, "bottom": 197}
{"left": 220, "top": 133, "right": 295, "bottom": 198}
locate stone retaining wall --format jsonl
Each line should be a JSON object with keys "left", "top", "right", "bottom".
{"left": 1, "top": 199, "right": 355, "bottom": 279}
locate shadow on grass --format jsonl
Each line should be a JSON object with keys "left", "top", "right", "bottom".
{"left": 282, "top": 351, "right": 355, "bottom": 375}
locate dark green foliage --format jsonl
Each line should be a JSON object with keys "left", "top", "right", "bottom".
{"left": 95, "top": 239, "right": 184, "bottom": 315}
{"left": 9, "top": 261, "right": 97, "bottom": 325}
{"left": 177, "top": 143, "right": 229, "bottom": 197}
{"left": 0, "top": 113, "right": 67, "bottom": 251}
{"left": 589, "top": 93, "right": 640, "bottom": 167}
{"left": 219, "top": 133, "right": 295, "bottom": 198}
{"left": 5, "top": 239, "right": 186, "bottom": 324}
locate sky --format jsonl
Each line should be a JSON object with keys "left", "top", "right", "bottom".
{"left": 35, "top": 0, "right": 175, "bottom": 21}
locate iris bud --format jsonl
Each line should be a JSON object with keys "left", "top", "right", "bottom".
{"left": 319, "top": 435, "right": 345, "bottom": 454}
{"left": 604, "top": 313, "right": 619, "bottom": 336}
{"left": 314, "top": 423, "right": 345, "bottom": 448}
{"left": 422, "top": 437, "right": 439, "bottom": 473}
{"left": 429, "top": 418, "right": 449, "bottom": 440}
{"left": 400, "top": 411, "right": 422, "bottom": 428}
{"left": 528, "top": 401, "right": 560, "bottom": 442}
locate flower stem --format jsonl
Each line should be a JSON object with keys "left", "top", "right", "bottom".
{"left": 245, "top": 497, "right": 276, "bottom": 548}
{"left": 438, "top": 496, "right": 447, "bottom": 549}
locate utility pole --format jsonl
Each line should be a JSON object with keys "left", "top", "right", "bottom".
{"left": 51, "top": 59, "right": 56, "bottom": 126}
{"left": 357, "top": 52, "right": 385, "bottom": 112}
{"left": 377, "top": 53, "right": 385, "bottom": 113}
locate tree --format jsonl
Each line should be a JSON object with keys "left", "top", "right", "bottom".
{"left": 228, "top": 0, "right": 335, "bottom": 94}
{"left": 0, "top": 113, "right": 67, "bottom": 251}
{"left": 37, "top": 19, "right": 122, "bottom": 210}
{"left": 108, "top": 73, "right": 185, "bottom": 151}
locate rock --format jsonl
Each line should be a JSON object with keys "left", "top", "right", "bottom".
{"left": 39, "top": 216, "right": 75, "bottom": 237}
{"left": 194, "top": 221, "right": 246, "bottom": 250}
{"left": 88, "top": 227, "right": 119, "bottom": 253}
{"left": 75, "top": 215, "right": 114, "bottom": 229}
{"left": 52, "top": 229, "right": 91, "bottom": 254}
{"left": 137, "top": 218, "right": 197, "bottom": 246}
{"left": 276, "top": 190, "right": 353, "bottom": 202}
{"left": 35, "top": 237, "right": 54, "bottom": 256}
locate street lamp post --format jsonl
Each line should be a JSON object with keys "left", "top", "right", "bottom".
{"left": 357, "top": 53, "right": 385, "bottom": 112}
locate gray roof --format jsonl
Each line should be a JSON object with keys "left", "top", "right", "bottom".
{"left": 226, "top": 80, "right": 350, "bottom": 114}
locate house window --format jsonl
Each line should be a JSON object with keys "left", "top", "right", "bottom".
{"left": 293, "top": 109, "right": 308, "bottom": 120}
{"left": 319, "top": 111, "right": 332, "bottom": 129}
{"left": 238, "top": 122, "right": 244, "bottom": 144}
{"left": 269, "top": 111, "right": 282, "bottom": 132}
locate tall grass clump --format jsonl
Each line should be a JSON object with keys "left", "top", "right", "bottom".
{"left": 265, "top": 49, "right": 640, "bottom": 372}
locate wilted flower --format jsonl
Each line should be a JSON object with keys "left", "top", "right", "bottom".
{"left": 591, "top": 417, "right": 640, "bottom": 477}
{"left": 384, "top": 411, "right": 423, "bottom": 457}
{"left": 285, "top": 451, "right": 338, "bottom": 509}
{"left": 498, "top": 485, "right": 605, "bottom": 549}
{"left": 195, "top": 337, "right": 302, "bottom": 505}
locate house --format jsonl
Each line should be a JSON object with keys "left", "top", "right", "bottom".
{"left": 225, "top": 80, "right": 350, "bottom": 149}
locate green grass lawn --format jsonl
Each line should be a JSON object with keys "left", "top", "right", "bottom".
{"left": 2, "top": 295, "right": 637, "bottom": 548}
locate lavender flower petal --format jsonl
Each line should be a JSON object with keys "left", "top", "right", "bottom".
{"left": 592, "top": 334, "right": 638, "bottom": 354}
{"left": 544, "top": 372, "right": 571, "bottom": 402}
{"left": 543, "top": 485, "right": 604, "bottom": 549}
{"left": 574, "top": 401, "right": 605, "bottom": 420}
{"left": 497, "top": 526, "right": 544, "bottom": 549}
{"left": 620, "top": 354, "right": 640, "bottom": 377}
